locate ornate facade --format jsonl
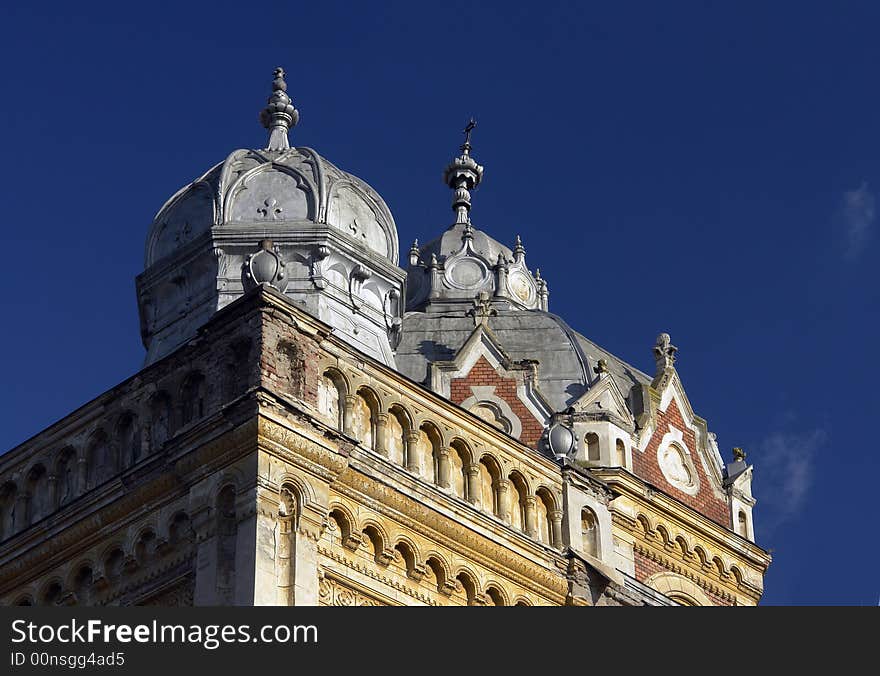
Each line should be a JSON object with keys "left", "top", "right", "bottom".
{"left": 0, "top": 70, "right": 770, "bottom": 606}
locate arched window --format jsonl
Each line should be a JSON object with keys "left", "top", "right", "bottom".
{"left": 478, "top": 461, "right": 495, "bottom": 514}
{"left": 386, "top": 408, "right": 407, "bottom": 467}
{"left": 535, "top": 488, "right": 556, "bottom": 545}
{"left": 41, "top": 582, "right": 62, "bottom": 606}
{"left": 417, "top": 424, "right": 440, "bottom": 482}
{"left": 277, "top": 340, "right": 306, "bottom": 399}
{"left": 326, "top": 509, "right": 353, "bottom": 549}
{"left": 615, "top": 439, "right": 626, "bottom": 467}
{"left": 581, "top": 507, "right": 599, "bottom": 557}
{"left": 586, "top": 433, "right": 600, "bottom": 462}
{"left": 737, "top": 510, "right": 748, "bottom": 538}
{"left": 26, "top": 465, "right": 48, "bottom": 524}
{"left": 485, "top": 587, "right": 506, "bottom": 606}
{"left": 169, "top": 512, "right": 194, "bottom": 547}
{"left": 150, "top": 393, "right": 171, "bottom": 448}
{"left": 508, "top": 473, "right": 528, "bottom": 532}
{"left": 449, "top": 442, "right": 469, "bottom": 499}
{"left": 86, "top": 431, "right": 111, "bottom": 488}
{"left": 117, "top": 413, "right": 139, "bottom": 469}
{"left": 150, "top": 392, "right": 172, "bottom": 449}
{"left": 317, "top": 372, "right": 343, "bottom": 429}
{"left": 180, "top": 373, "right": 206, "bottom": 426}
{"left": 352, "top": 389, "right": 378, "bottom": 450}
{"left": 454, "top": 572, "right": 478, "bottom": 606}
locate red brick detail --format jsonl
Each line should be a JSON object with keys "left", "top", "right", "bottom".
{"left": 633, "top": 551, "right": 731, "bottom": 606}
{"left": 450, "top": 356, "right": 544, "bottom": 448}
{"left": 260, "top": 315, "right": 322, "bottom": 409}
{"left": 632, "top": 398, "right": 729, "bottom": 526}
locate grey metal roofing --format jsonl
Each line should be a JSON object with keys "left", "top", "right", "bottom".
{"left": 395, "top": 308, "right": 652, "bottom": 413}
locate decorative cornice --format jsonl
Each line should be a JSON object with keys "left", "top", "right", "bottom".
{"left": 597, "top": 467, "right": 771, "bottom": 569}
{"left": 318, "top": 547, "right": 439, "bottom": 606}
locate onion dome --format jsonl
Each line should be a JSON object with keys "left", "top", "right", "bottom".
{"left": 406, "top": 123, "right": 548, "bottom": 312}
{"left": 137, "top": 68, "right": 405, "bottom": 366}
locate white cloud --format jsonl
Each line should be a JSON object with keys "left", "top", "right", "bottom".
{"left": 840, "top": 181, "right": 874, "bottom": 260}
{"left": 754, "top": 428, "right": 827, "bottom": 535}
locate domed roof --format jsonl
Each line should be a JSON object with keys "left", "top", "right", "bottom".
{"left": 417, "top": 222, "right": 514, "bottom": 269}
{"left": 136, "top": 68, "right": 406, "bottom": 368}
{"left": 396, "top": 307, "right": 650, "bottom": 412}
{"left": 145, "top": 146, "right": 399, "bottom": 268}
{"left": 144, "top": 67, "right": 398, "bottom": 270}
{"left": 405, "top": 124, "right": 547, "bottom": 312}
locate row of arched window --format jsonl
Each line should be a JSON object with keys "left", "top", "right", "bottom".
{"left": 322, "top": 504, "right": 534, "bottom": 606}
{"left": 11, "top": 510, "right": 197, "bottom": 606}
{"left": 318, "top": 369, "right": 565, "bottom": 547}
{"left": 11, "top": 481, "right": 242, "bottom": 607}
{"left": 0, "top": 337, "right": 252, "bottom": 543}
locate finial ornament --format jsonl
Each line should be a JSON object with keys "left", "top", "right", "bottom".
{"left": 593, "top": 358, "right": 608, "bottom": 376}
{"left": 732, "top": 447, "right": 746, "bottom": 462}
{"left": 653, "top": 332, "right": 678, "bottom": 372}
{"left": 260, "top": 67, "right": 299, "bottom": 151}
{"left": 444, "top": 119, "right": 484, "bottom": 226}
{"left": 513, "top": 235, "right": 526, "bottom": 262}
{"left": 466, "top": 290, "right": 497, "bottom": 326}
{"left": 408, "top": 239, "right": 421, "bottom": 267}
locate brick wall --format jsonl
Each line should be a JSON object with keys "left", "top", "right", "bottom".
{"left": 632, "top": 398, "right": 729, "bottom": 526}
{"left": 260, "top": 313, "right": 322, "bottom": 410}
{"left": 449, "top": 356, "right": 544, "bottom": 448}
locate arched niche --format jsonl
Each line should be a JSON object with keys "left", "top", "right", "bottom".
{"left": 227, "top": 167, "right": 312, "bottom": 223}
{"left": 326, "top": 184, "right": 391, "bottom": 259}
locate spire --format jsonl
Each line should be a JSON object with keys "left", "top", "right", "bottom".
{"left": 259, "top": 67, "right": 299, "bottom": 151}
{"left": 409, "top": 239, "right": 421, "bottom": 266}
{"left": 513, "top": 234, "right": 526, "bottom": 262}
{"left": 443, "top": 118, "right": 484, "bottom": 226}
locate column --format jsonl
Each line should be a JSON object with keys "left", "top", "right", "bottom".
{"left": 406, "top": 430, "right": 421, "bottom": 473}
{"left": 343, "top": 395, "right": 357, "bottom": 437}
{"left": 14, "top": 492, "right": 29, "bottom": 530}
{"left": 524, "top": 495, "right": 538, "bottom": 538}
{"left": 437, "top": 447, "right": 451, "bottom": 489}
{"left": 47, "top": 474, "right": 58, "bottom": 513}
{"left": 275, "top": 514, "right": 294, "bottom": 606}
{"left": 77, "top": 455, "right": 88, "bottom": 495}
{"left": 374, "top": 413, "right": 389, "bottom": 456}
{"left": 465, "top": 464, "right": 481, "bottom": 506}
{"left": 550, "top": 509, "right": 564, "bottom": 549}
{"left": 495, "top": 479, "right": 511, "bottom": 523}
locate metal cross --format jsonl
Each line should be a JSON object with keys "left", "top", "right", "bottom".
{"left": 463, "top": 118, "right": 476, "bottom": 146}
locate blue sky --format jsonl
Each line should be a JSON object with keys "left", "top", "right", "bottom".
{"left": 0, "top": 2, "right": 872, "bottom": 604}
